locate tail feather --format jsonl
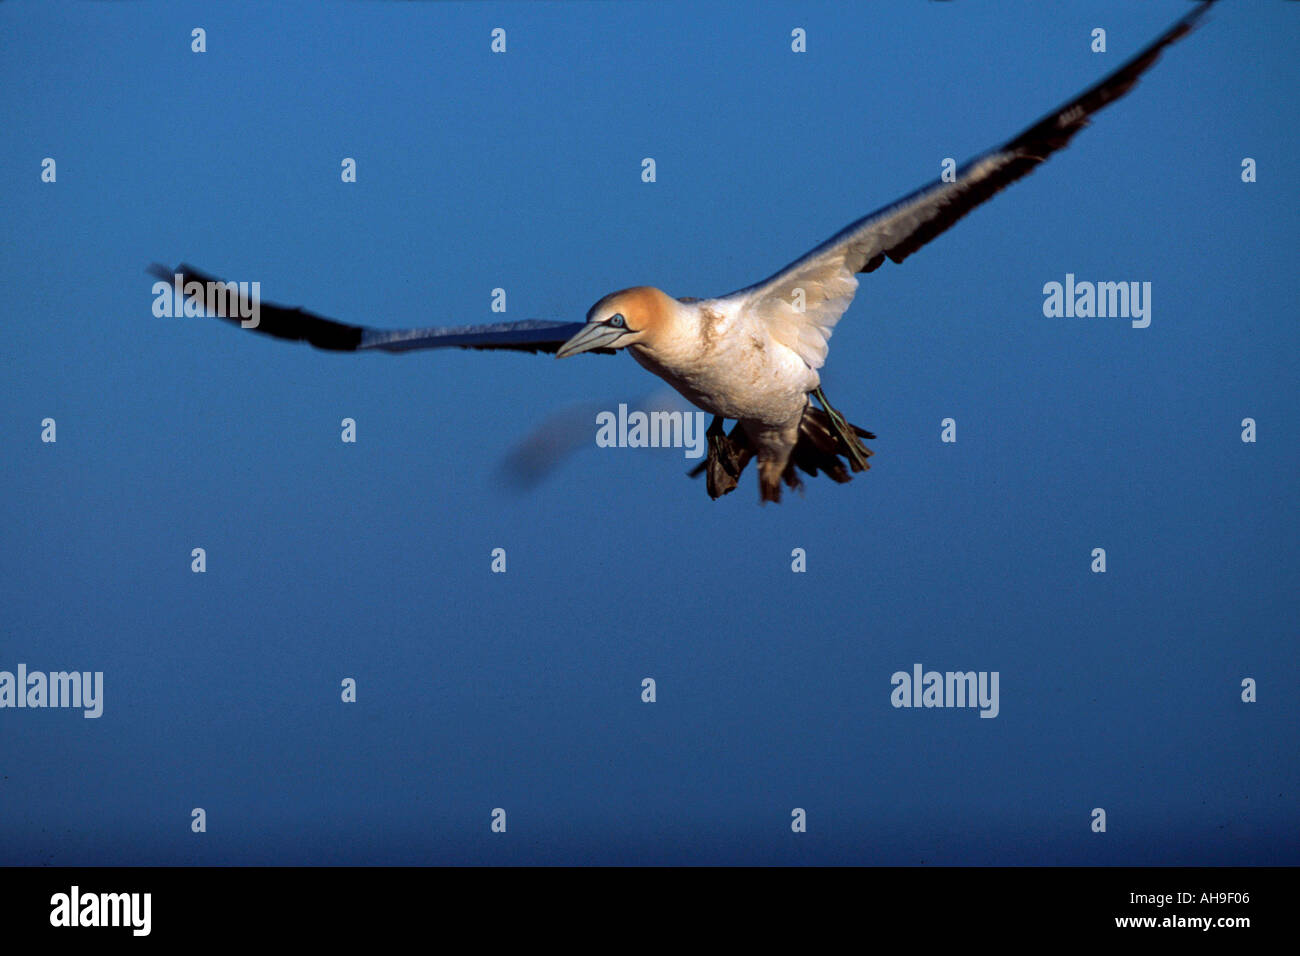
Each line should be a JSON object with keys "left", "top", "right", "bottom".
{"left": 688, "top": 405, "right": 874, "bottom": 501}
{"left": 788, "top": 406, "right": 874, "bottom": 486}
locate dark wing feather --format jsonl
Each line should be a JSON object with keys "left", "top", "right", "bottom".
{"left": 728, "top": 1, "right": 1213, "bottom": 371}
{"left": 734, "top": 1, "right": 1214, "bottom": 294}
{"left": 148, "top": 263, "right": 602, "bottom": 355}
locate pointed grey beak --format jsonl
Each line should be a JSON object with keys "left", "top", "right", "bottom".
{"left": 556, "top": 322, "right": 631, "bottom": 358}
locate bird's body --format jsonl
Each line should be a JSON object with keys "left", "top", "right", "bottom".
{"left": 628, "top": 293, "right": 811, "bottom": 425}
{"left": 152, "top": 2, "right": 1213, "bottom": 503}
{"left": 580, "top": 286, "right": 845, "bottom": 500}
{"left": 640, "top": 292, "right": 821, "bottom": 500}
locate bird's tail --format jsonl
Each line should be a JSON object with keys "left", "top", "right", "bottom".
{"left": 769, "top": 406, "right": 874, "bottom": 501}
{"left": 788, "top": 406, "right": 874, "bottom": 486}
{"left": 688, "top": 406, "right": 875, "bottom": 502}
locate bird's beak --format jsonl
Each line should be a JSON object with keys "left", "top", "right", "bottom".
{"left": 556, "top": 322, "right": 631, "bottom": 359}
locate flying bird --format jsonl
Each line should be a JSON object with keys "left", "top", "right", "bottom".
{"left": 152, "top": 3, "right": 1212, "bottom": 503}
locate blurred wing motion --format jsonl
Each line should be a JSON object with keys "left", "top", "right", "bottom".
{"left": 727, "top": 1, "right": 1214, "bottom": 370}
{"left": 502, "top": 389, "right": 694, "bottom": 488}
{"left": 148, "top": 263, "right": 613, "bottom": 355}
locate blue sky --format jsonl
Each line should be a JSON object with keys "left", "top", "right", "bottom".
{"left": 1, "top": 0, "right": 1296, "bottom": 865}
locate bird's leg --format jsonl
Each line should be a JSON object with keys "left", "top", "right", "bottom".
{"left": 705, "top": 415, "right": 743, "bottom": 498}
{"left": 812, "top": 386, "right": 872, "bottom": 472}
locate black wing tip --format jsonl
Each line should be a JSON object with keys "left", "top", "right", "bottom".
{"left": 148, "top": 262, "right": 365, "bottom": 351}
{"left": 864, "top": 0, "right": 1216, "bottom": 273}
{"left": 154, "top": 267, "right": 587, "bottom": 355}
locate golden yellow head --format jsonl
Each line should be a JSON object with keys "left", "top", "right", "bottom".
{"left": 556, "top": 286, "right": 676, "bottom": 358}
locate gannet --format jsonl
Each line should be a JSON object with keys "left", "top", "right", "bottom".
{"left": 151, "top": 3, "right": 1211, "bottom": 502}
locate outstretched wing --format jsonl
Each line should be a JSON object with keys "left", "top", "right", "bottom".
{"left": 149, "top": 263, "right": 608, "bottom": 355}
{"left": 730, "top": 1, "right": 1213, "bottom": 370}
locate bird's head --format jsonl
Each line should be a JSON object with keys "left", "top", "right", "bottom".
{"left": 556, "top": 286, "right": 676, "bottom": 358}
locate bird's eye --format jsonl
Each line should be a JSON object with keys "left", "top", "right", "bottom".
{"left": 607, "top": 313, "right": 626, "bottom": 328}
